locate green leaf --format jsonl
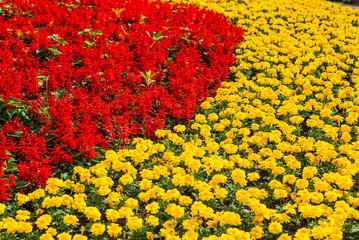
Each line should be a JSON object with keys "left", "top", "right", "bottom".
{"left": 153, "top": 32, "right": 164, "bottom": 41}
{"left": 63, "top": 172, "right": 72, "bottom": 180}
{"left": 7, "top": 97, "right": 20, "bottom": 106}
{"left": 52, "top": 90, "right": 67, "bottom": 100}
{"left": 16, "top": 181, "right": 30, "bottom": 189}
{"left": 72, "top": 59, "right": 83, "bottom": 66}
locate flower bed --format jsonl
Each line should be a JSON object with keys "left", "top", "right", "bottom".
{"left": 1, "top": 0, "right": 359, "bottom": 239}
{"left": 0, "top": 0, "right": 243, "bottom": 200}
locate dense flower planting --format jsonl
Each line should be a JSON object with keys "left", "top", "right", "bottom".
{"left": 0, "top": 0, "right": 243, "bottom": 200}
{"left": 1, "top": 0, "right": 359, "bottom": 239}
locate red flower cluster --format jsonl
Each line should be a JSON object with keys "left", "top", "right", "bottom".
{"left": 0, "top": 0, "right": 243, "bottom": 201}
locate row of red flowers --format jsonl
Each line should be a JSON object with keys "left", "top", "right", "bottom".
{"left": 0, "top": 0, "right": 244, "bottom": 202}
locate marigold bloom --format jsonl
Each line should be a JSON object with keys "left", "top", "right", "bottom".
{"left": 57, "top": 232, "right": 72, "bottom": 240}
{"left": 91, "top": 223, "right": 106, "bottom": 236}
{"left": 268, "top": 222, "right": 282, "bottom": 234}
{"left": 107, "top": 223, "right": 122, "bottom": 237}
{"left": 35, "top": 214, "right": 52, "bottom": 230}
{"left": 84, "top": 207, "right": 101, "bottom": 221}
{"left": 127, "top": 216, "right": 143, "bottom": 230}
{"left": 63, "top": 214, "right": 79, "bottom": 226}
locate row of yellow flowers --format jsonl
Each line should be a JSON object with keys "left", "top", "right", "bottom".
{"left": 1, "top": 0, "right": 359, "bottom": 239}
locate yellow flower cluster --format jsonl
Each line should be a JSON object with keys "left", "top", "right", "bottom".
{"left": 1, "top": 0, "right": 359, "bottom": 239}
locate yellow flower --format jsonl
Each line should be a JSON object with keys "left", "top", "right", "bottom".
{"left": 16, "top": 221, "right": 33, "bottom": 233}
{"left": 126, "top": 216, "right": 143, "bottom": 230}
{"left": 73, "top": 234, "right": 88, "bottom": 240}
{"left": 125, "top": 198, "right": 139, "bottom": 210}
{"left": 16, "top": 193, "right": 30, "bottom": 205}
{"left": 36, "top": 214, "right": 52, "bottom": 230}
{"left": 295, "top": 179, "right": 309, "bottom": 190}
{"left": 231, "top": 169, "right": 247, "bottom": 187}
{"left": 46, "top": 227, "right": 57, "bottom": 236}
{"left": 91, "top": 223, "right": 106, "bottom": 236}
{"left": 84, "top": 207, "right": 101, "bottom": 221}
{"left": 63, "top": 214, "right": 79, "bottom": 226}
{"left": 0, "top": 203, "right": 5, "bottom": 215}
{"left": 247, "top": 172, "right": 260, "bottom": 181}
{"left": 273, "top": 189, "right": 288, "bottom": 199}
{"left": 15, "top": 210, "right": 31, "bottom": 221}
{"left": 268, "top": 222, "right": 282, "bottom": 234}
{"left": 119, "top": 174, "right": 134, "bottom": 185}
{"left": 57, "top": 232, "right": 72, "bottom": 240}
{"left": 118, "top": 207, "right": 134, "bottom": 218}
{"left": 107, "top": 223, "right": 122, "bottom": 237}
{"left": 73, "top": 183, "right": 86, "bottom": 193}
{"left": 174, "top": 124, "right": 186, "bottom": 133}
{"left": 146, "top": 202, "right": 160, "bottom": 214}
{"left": 106, "top": 209, "right": 120, "bottom": 222}
{"left": 165, "top": 204, "right": 185, "bottom": 219}
{"left": 146, "top": 215, "right": 159, "bottom": 227}
{"left": 40, "top": 233, "right": 54, "bottom": 240}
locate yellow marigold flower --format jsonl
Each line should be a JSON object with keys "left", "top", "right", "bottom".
{"left": 36, "top": 209, "right": 44, "bottom": 215}
{"left": 247, "top": 172, "right": 260, "bottom": 181}
{"left": 294, "top": 228, "right": 311, "bottom": 240}
{"left": 226, "top": 228, "right": 250, "bottom": 240}
{"left": 165, "top": 204, "right": 185, "bottom": 219}
{"left": 73, "top": 234, "right": 88, "bottom": 240}
{"left": 84, "top": 207, "right": 101, "bottom": 221}
{"left": 278, "top": 233, "right": 293, "bottom": 240}
{"left": 139, "top": 179, "right": 152, "bottom": 191}
{"left": 198, "top": 190, "right": 214, "bottom": 201}
{"left": 57, "top": 232, "right": 72, "bottom": 240}
{"left": 146, "top": 202, "right": 160, "bottom": 214}
{"left": 302, "top": 166, "right": 318, "bottom": 179}
{"left": 106, "top": 209, "right": 120, "bottom": 222}
{"left": 295, "top": 179, "right": 309, "bottom": 190}
{"left": 118, "top": 207, "right": 134, "bottom": 218}
{"left": 162, "top": 189, "right": 181, "bottom": 202}
{"left": 107, "top": 223, "right": 122, "bottom": 238}
{"left": 208, "top": 113, "right": 219, "bottom": 122}
{"left": 273, "top": 189, "right": 288, "bottom": 199}
{"left": 46, "top": 227, "right": 57, "bottom": 236}
{"left": 195, "top": 114, "right": 207, "bottom": 123}
{"left": 36, "top": 214, "right": 52, "bottom": 230}
{"left": 125, "top": 198, "right": 139, "bottom": 210}
{"left": 91, "top": 223, "right": 106, "bottom": 236}
{"left": 146, "top": 215, "right": 159, "bottom": 227}
{"left": 15, "top": 221, "right": 32, "bottom": 233}
{"left": 28, "top": 189, "right": 46, "bottom": 201}
{"left": 15, "top": 210, "right": 31, "bottom": 221}
{"left": 179, "top": 196, "right": 193, "bottom": 206}
{"left": 97, "top": 187, "right": 111, "bottom": 196}
{"left": 45, "top": 178, "right": 64, "bottom": 195}
{"left": 127, "top": 216, "right": 143, "bottom": 231}
{"left": 231, "top": 169, "right": 247, "bottom": 187}
{"left": 16, "top": 193, "right": 30, "bottom": 205}
{"left": 40, "top": 233, "right": 54, "bottom": 240}
{"left": 107, "top": 191, "right": 121, "bottom": 206}
{"left": 201, "top": 101, "right": 212, "bottom": 110}
{"left": 73, "top": 183, "right": 86, "bottom": 193}
{"left": 0, "top": 203, "right": 5, "bottom": 215}
{"left": 174, "top": 124, "right": 186, "bottom": 133}
{"left": 335, "top": 175, "right": 354, "bottom": 190}
{"left": 218, "top": 212, "right": 242, "bottom": 226}
{"left": 310, "top": 192, "right": 324, "bottom": 204}
{"left": 214, "top": 187, "right": 228, "bottom": 200}
{"left": 236, "top": 190, "right": 251, "bottom": 203}
{"left": 63, "top": 214, "right": 79, "bottom": 226}
{"left": 250, "top": 226, "right": 263, "bottom": 239}
{"left": 268, "top": 222, "right": 282, "bottom": 234}
{"left": 119, "top": 174, "right": 134, "bottom": 185}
